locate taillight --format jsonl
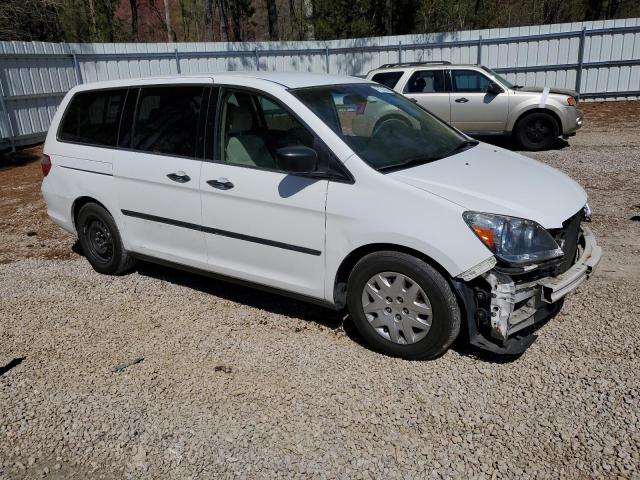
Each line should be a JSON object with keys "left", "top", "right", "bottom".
{"left": 41, "top": 154, "right": 52, "bottom": 177}
{"left": 566, "top": 97, "right": 577, "bottom": 106}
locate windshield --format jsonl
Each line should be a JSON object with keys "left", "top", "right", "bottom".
{"left": 291, "top": 83, "right": 472, "bottom": 172}
{"left": 481, "top": 66, "right": 516, "bottom": 89}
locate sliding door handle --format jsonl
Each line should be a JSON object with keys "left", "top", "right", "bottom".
{"left": 455, "top": 97, "right": 469, "bottom": 103}
{"left": 167, "top": 172, "right": 191, "bottom": 183}
{"left": 207, "top": 178, "right": 234, "bottom": 190}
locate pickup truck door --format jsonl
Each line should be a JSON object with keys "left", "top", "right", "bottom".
{"left": 401, "top": 69, "right": 451, "bottom": 122}
{"left": 449, "top": 69, "right": 509, "bottom": 134}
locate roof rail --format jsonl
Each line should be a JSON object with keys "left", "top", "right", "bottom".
{"left": 378, "top": 61, "right": 452, "bottom": 69}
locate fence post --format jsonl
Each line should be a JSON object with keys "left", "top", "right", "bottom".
{"left": 325, "top": 46, "right": 330, "bottom": 73}
{"left": 398, "top": 41, "right": 402, "bottom": 64}
{"left": 174, "top": 48, "right": 181, "bottom": 74}
{"left": 72, "top": 51, "right": 83, "bottom": 85}
{"left": 255, "top": 48, "right": 260, "bottom": 71}
{"left": 0, "top": 79, "right": 16, "bottom": 152}
{"left": 477, "top": 35, "right": 483, "bottom": 65}
{"left": 575, "top": 27, "right": 587, "bottom": 95}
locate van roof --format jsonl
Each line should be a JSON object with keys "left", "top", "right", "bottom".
{"left": 70, "top": 72, "right": 371, "bottom": 91}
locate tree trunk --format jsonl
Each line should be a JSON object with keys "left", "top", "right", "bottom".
{"left": 230, "top": 0, "right": 242, "bottom": 41}
{"left": 384, "top": 0, "right": 393, "bottom": 35}
{"left": 205, "top": 0, "right": 214, "bottom": 41}
{"left": 303, "top": 0, "right": 313, "bottom": 40}
{"left": 217, "top": 0, "right": 229, "bottom": 41}
{"left": 266, "top": 0, "right": 279, "bottom": 40}
{"left": 129, "top": 0, "right": 139, "bottom": 39}
{"left": 86, "top": 0, "right": 97, "bottom": 40}
{"left": 163, "top": 0, "right": 172, "bottom": 42}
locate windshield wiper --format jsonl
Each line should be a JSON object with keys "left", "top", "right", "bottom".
{"left": 377, "top": 156, "right": 443, "bottom": 173}
{"left": 450, "top": 139, "right": 479, "bottom": 153}
{"left": 512, "top": 84, "right": 524, "bottom": 89}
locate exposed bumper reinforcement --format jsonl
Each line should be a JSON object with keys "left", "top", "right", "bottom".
{"left": 455, "top": 226, "right": 601, "bottom": 355}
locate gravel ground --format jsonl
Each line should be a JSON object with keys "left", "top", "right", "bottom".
{"left": 1, "top": 102, "right": 640, "bottom": 479}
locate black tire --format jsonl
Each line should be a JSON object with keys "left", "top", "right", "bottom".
{"left": 76, "top": 203, "right": 136, "bottom": 275}
{"left": 346, "top": 251, "right": 460, "bottom": 360}
{"left": 514, "top": 111, "right": 560, "bottom": 151}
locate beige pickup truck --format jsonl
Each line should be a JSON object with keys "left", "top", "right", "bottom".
{"left": 366, "top": 62, "right": 583, "bottom": 151}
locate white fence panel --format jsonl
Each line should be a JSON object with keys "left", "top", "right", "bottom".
{"left": 1, "top": 18, "right": 640, "bottom": 150}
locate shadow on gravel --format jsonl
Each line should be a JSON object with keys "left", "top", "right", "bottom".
{"left": 0, "top": 357, "right": 25, "bottom": 376}
{"left": 133, "top": 261, "right": 344, "bottom": 331}
{"left": 474, "top": 135, "right": 569, "bottom": 152}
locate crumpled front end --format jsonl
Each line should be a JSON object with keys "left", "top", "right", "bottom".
{"left": 454, "top": 214, "right": 602, "bottom": 355}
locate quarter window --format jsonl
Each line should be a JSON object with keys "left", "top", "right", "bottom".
{"left": 131, "top": 86, "right": 204, "bottom": 157}
{"left": 404, "top": 70, "right": 446, "bottom": 94}
{"left": 451, "top": 70, "right": 492, "bottom": 93}
{"left": 59, "top": 89, "right": 127, "bottom": 146}
{"left": 218, "top": 90, "right": 314, "bottom": 170}
{"left": 371, "top": 72, "right": 403, "bottom": 89}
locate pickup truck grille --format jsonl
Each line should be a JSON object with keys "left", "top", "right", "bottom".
{"left": 549, "top": 210, "right": 583, "bottom": 275}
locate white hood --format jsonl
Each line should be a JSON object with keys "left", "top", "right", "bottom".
{"left": 390, "top": 143, "right": 587, "bottom": 229}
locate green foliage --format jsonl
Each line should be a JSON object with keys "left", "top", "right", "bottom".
{"left": 0, "top": 0, "right": 638, "bottom": 42}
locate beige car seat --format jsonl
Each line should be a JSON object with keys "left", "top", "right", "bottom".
{"left": 225, "top": 104, "right": 275, "bottom": 168}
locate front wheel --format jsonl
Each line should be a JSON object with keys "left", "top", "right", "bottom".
{"left": 347, "top": 251, "right": 461, "bottom": 360}
{"left": 76, "top": 203, "right": 136, "bottom": 275}
{"left": 514, "top": 111, "right": 560, "bottom": 151}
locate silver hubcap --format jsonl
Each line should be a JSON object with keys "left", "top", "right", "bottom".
{"left": 361, "top": 272, "right": 433, "bottom": 345}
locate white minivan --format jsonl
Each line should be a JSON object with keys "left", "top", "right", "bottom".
{"left": 41, "top": 72, "right": 601, "bottom": 359}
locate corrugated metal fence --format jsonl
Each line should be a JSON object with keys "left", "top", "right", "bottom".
{"left": 1, "top": 17, "right": 640, "bottom": 151}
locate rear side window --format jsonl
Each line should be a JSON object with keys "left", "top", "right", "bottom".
{"left": 404, "top": 70, "right": 446, "bottom": 93}
{"left": 371, "top": 72, "right": 403, "bottom": 89}
{"left": 59, "top": 89, "right": 127, "bottom": 146}
{"left": 451, "top": 70, "right": 492, "bottom": 93}
{"left": 131, "top": 86, "right": 204, "bottom": 157}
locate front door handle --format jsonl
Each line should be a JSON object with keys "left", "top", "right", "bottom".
{"left": 207, "top": 177, "right": 234, "bottom": 190}
{"left": 167, "top": 172, "right": 191, "bottom": 183}
{"left": 455, "top": 97, "right": 469, "bottom": 103}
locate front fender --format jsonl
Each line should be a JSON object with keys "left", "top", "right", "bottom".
{"left": 323, "top": 161, "right": 494, "bottom": 303}
{"left": 507, "top": 97, "right": 566, "bottom": 133}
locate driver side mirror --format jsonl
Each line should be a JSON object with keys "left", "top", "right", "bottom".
{"left": 275, "top": 146, "right": 318, "bottom": 174}
{"left": 487, "top": 81, "right": 504, "bottom": 95}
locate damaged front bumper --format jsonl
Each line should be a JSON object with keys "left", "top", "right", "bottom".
{"left": 454, "top": 226, "right": 602, "bottom": 355}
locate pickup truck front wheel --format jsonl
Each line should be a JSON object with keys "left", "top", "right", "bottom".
{"left": 347, "top": 251, "right": 461, "bottom": 360}
{"left": 514, "top": 111, "right": 560, "bottom": 151}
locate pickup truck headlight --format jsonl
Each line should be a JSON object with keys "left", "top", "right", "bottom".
{"left": 463, "top": 211, "right": 564, "bottom": 265}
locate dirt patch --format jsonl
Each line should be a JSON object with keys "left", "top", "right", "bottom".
{"left": 0, "top": 145, "right": 74, "bottom": 263}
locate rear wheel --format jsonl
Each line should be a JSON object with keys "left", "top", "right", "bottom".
{"left": 76, "top": 203, "right": 136, "bottom": 275}
{"left": 347, "top": 251, "right": 460, "bottom": 360}
{"left": 515, "top": 111, "right": 560, "bottom": 151}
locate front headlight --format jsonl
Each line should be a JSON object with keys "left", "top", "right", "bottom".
{"left": 463, "top": 211, "right": 564, "bottom": 265}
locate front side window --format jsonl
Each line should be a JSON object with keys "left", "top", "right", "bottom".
{"left": 218, "top": 89, "right": 314, "bottom": 170}
{"left": 404, "top": 70, "right": 446, "bottom": 94}
{"left": 451, "top": 70, "right": 492, "bottom": 93}
{"left": 371, "top": 71, "right": 403, "bottom": 89}
{"left": 292, "top": 83, "right": 470, "bottom": 172}
{"left": 59, "top": 89, "right": 127, "bottom": 146}
{"left": 131, "top": 86, "right": 204, "bottom": 157}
